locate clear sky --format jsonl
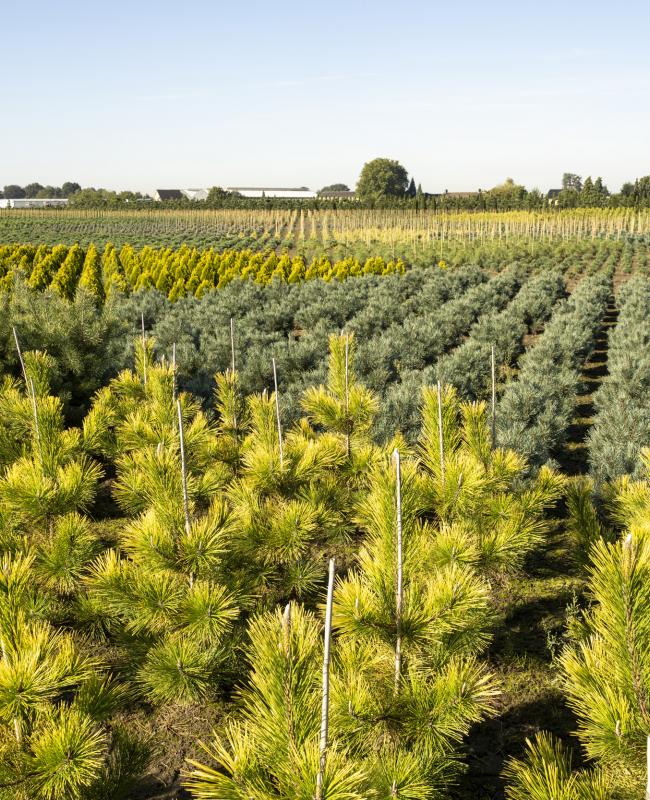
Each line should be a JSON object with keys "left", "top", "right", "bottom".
{"left": 3, "top": 0, "right": 649, "bottom": 194}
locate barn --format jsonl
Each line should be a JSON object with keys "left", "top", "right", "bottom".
{"left": 0, "top": 198, "right": 68, "bottom": 209}
{"left": 318, "top": 190, "right": 357, "bottom": 200}
{"left": 181, "top": 188, "right": 209, "bottom": 201}
{"left": 227, "top": 187, "right": 317, "bottom": 199}
{"left": 152, "top": 189, "right": 184, "bottom": 202}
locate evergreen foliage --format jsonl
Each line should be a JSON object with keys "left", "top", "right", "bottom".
{"left": 0, "top": 242, "right": 406, "bottom": 303}
{"left": 438, "top": 270, "right": 564, "bottom": 401}
{"left": 184, "top": 374, "right": 562, "bottom": 799}
{"left": 589, "top": 275, "right": 650, "bottom": 482}
{"left": 504, "top": 733, "right": 608, "bottom": 799}
{"left": 511, "top": 461, "right": 650, "bottom": 797}
{"left": 0, "top": 283, "right": 127, "bottom": 423}
{"left": 0, "top": 233, "right": 642, "bottom": 798}
{"left": 497, "top": 272, "right": 611, "bottom": 467}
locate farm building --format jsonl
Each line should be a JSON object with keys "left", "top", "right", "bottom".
{"left": 181, "top": 188, "right": 209, "bottom": 201}
{"left": 431, "top": 191, "right": 482, "bottom": 199}
{"left": 0, "top": 198, "right": 68, "bottom": 209}
{"left": 547, "top": 189, "right": 562, "bottom": 205}
{"left": 227, "top": 187, "right": 317, "bottom": 199}
{"left": 318, "top": 190, "right": 357, "bottom": 200}
{"left": 152, "top": 189, "right": 184, "bottom": 201}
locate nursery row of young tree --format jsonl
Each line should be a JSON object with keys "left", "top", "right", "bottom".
{"left": 2, "top": 237, "right": 640, "bottom": 310}
{"left": 0, "top": 240, "right": 637, "bottom": 438}
{"left": 1, "top": 292, "right": 650, "bottom": 798}
{"left": 589, "top": 274, "right": 650, "bottom": 482}
{"left": 0, "top": 242, "right": 406, "bottom": 302}
{"left": 1, "top": 236, "right": 650, "bottom": 796}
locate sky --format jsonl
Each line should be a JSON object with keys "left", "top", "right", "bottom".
{"left": 3, "top": 0, "right": 650, "bottom": 194}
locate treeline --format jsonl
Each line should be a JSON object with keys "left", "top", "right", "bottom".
{"left": 6, "top": 174, "right": 650, "bottom": 211}
{"left": 1, "top": 183, "right": 149, "bottom": 205}
{"left": 1, "top": 181, "right": 82, "bottom": 199}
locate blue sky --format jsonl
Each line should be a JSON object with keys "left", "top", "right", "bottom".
{"left": 3, "top": 0, "right": 649, "bottom": 193}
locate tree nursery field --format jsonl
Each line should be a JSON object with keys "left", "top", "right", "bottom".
{"left": 1, "top": 213, "right": 650, "bottom": 800}
{"left": 3, "top": 206, "right": 650, "bottom": 253}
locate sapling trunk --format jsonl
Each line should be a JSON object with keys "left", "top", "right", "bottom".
{"left": 12, "top": 327, "right": 27, "bottom": 386}
{"left": 437, "top": 381, "right": 445, "bottom": 485}
{"left": 176, "top": 399, "right": 191, "bottom": 538}
{"left": 393, "top": 449, "right": 403, "bottom": 697}
{"left": 272, "top": 357, "right": 284, "bottom": 468}
{"left": 316, "top": 558, "right": 336, "bottom": 800}
{"left": 491, "top": 345, "right": 497, "bottom": 448}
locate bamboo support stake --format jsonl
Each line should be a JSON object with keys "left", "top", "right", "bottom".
{"left": 393, "top": 449, "right": 403, "bottom": 696}
{"left": 437, "top": 381, "right": 445, "bottom": 485}
{"left": 176, "top": 399, "right": 191, "bottom": 537}
{"left": 491, "top": 346, "right": 497, "bottom": 448}
{"left": 272, "top": 358, "right": 284, "bottom": 468}
{"left": 344, "top": 334, "right": 350, "bottom": 457}
{"left": 229, "top": 319, "right": 238, "bottom": 434}
{"left": 230, "top": 317, "right": 236, "bottom": 375}
{"left": 172, "top": 342, "right": 177, "bottom": 401}
{"left": 646, "top": 736, "right": 650, "bottom": 800}
{"left": 282, "top": 602, "right": 292, "bottom": 651}
{"left": 12, "top": 327, "right": 27, "bottom": 386}
{"left": 141, "top": 313, "right": 147, "bottom": 388}
{"left": 316, "top": 558, "right": 336, "bottom": 800}
{"left": 29, "top": 378, "right": 42, "bottom": 463}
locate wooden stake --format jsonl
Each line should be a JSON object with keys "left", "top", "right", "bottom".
{"left": 229, "top": 320, "right": 238, "bottom": 434}
{"left": 393, "top": 449, "right": 403, "bottom": 697}
{"left": 282, "top": 602, "right": 291, "bottom": 653}
{"left": 29, "top": 378, "right": 41, "bottom": 462}
{"left": 12, "top": 327, "right": 27, "bottom": 387}
{"left": 316, "top": 558, "right": 336, "bottom": 800}
{"left": 176, "top": 399, "right": 191, "bottom": 536}
{"left": 172, "top": 342, "right": 177, "bottom": 401}
{"left": 272, "top": 357, "right": 284, "bottom": 468}
{"left": 13, "top": 717, "right": 22, "bottom": 745}
{"left": 141, "top": 313, "right": 147, "bottom": 389}
{"left": 230, "top": 317, "right": 236, "bottom": 375}
{"left": 345, "top": 334, "right": 350, "bottom": 458}
{"left": 491, "top": 345, "right": 497, "bottom": 449}
{"left": 437, "top": 381, "right": 445, "bottom": 485}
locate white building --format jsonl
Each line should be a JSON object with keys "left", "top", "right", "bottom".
{"left": 181, "top": 188, "right": 209, "bottom": 201}
{"left": 227, "top": 187, "right": 317, "bottom": 199}
{"left": 0, "top": 198, "right": 68, "bottom": 209}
